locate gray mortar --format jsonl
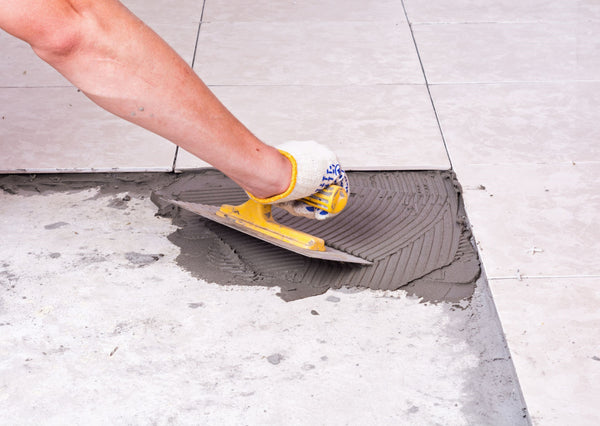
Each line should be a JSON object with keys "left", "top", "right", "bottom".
{"left": 0, "top": 171, "right": 481, "bottom": 303}
{"left": 0, "top": 172, "right": 176, "bottom": 197}
{"left": 151, "top": 170, "right": 481, "bottom": 302}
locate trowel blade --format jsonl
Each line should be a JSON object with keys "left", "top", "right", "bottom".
{"left": 169, "top": 199, "right": 372, "bottom": 265}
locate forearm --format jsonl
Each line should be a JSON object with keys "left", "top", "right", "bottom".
{"left": 0, "top": 0, "right": 290, "bottom": 198}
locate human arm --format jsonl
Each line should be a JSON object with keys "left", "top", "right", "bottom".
{"left": 0, "top": 0, "right": 291, "bottom": 198}
{"left": 0, "top": 0, "right": 350, "bottom": 217}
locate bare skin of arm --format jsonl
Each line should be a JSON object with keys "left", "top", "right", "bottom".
{"left": 0, "top": 0, "right": 291, "bottom": 199}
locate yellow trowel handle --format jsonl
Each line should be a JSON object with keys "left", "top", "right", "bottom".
{"left": 301, "top": 185, "right": 348, "bottom": 214}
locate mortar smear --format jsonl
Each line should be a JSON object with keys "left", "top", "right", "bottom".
{"left": 152, "top": 170, "right": 480, "bottom": 302}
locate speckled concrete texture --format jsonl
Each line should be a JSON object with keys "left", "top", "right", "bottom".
{"left": 0, "top": 174, "right": 527, "bottom": 424}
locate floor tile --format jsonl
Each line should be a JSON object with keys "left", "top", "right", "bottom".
{"left": 0, "top": 30, "right": 71, "bottom": 88}
{"left": 203, "top": 0, "right": 405, "bottom": 22}
{"left": 489, "top": 277, "right": 600, "bottom": 425}
{"left": 175, "top": 84, "right": 450, "bottom": 170}
{"left": 431, "top": 82, "right": 600, "bottom": 165}
{"left": 0, "top": 87, "right": 176, "bottom": 172}
{"left": 457, "top": 162, "right": 600, "bottom": 278}
{"left": 194, "top": 21, "right": 423, "bottom": 85}
{"left": 404, "top": 0, "right": 594, "bottom": 23}
{"left": 576, "top": 19, "right": 600, "bottom": 79}
{"left": 413, "top": 22, "right": 597, "bottom": 83}
{"left": 122, "top": 0, "right": 204, "bottom": 26}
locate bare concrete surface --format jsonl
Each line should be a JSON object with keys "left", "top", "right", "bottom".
{"left": 0, "top": 175, "right": 528, "bottom": 424}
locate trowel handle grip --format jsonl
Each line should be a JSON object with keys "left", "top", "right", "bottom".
{"left": 301, "top": 185, "right": 348, "bottom": 214}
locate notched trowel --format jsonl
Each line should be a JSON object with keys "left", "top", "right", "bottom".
{"left": 169, "top": 185, "right": 372, "bottom": 265}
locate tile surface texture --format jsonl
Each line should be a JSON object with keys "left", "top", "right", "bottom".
{"left": 181, "top": 0, "right": 448, "bottom": 171}
{"left": 489, "top": 278, "right": 600, "bottom": 425}
{"left": 203, "top": 0, "right": 405, "bottom": 22}
{"left": 194, "top": 21, "right": 423, "bottom": 86}
{"left": 430, "top": 82, "right": 600, "bottom": 165}
{"left": 410, "top": 1, "right": 600, "bottom": 423}
{"left": 176, "top": 85, "right": 449, "bottom": 170}
{"left": 122, "top": 0, "right": 204, "bottom": 26}
{"left": 0, "top": 88, "right": 176, "bottom": 172}
{"left": 413, "top": 22, "right": 594, "bottom": 84}
{"left": 403, "top": 0, "right": 599, "bottom": 23}
{"left": 457, "top": 163, "right": 600, "bottom": 278}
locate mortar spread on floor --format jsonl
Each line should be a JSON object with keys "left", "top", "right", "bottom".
{"left": 0, "top": 171, "right": 479, "bottom": 302}
{"left": 152, "top": 170, "right": 480, "bottom": 302}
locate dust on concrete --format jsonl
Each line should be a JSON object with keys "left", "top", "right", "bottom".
{"left": 107, "top": 195, "right": 132, "bottom": 210}
{"left": 125, "top": 252, "right": 164, "bottom": 267}
{"left": 267, "top": 353, "right": 284, "bottom": 365}
{"left": 44, "top": 221, "right": 69, "bottom": 230}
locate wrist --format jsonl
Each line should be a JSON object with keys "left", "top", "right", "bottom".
{"left": 248, "top": 150, "right": 296, "bottom": 203}
{"left": 242, "top": 147, "right": 293, "bottom": 200}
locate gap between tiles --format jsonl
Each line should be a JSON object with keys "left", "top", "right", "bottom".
{"left": 0, "top": 167, "right": 175, "bottom": 174}
{"left": 490, "top": 275, "right": 600, "bottom": 281}
{"left": 400, "top": 0, "right": 453, "bottom": 170}
{"left": 189, "top": 2, "right": 206, "bottom": 70}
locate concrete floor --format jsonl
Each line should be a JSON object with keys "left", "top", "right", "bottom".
{"left": 1, "top": 0, "right": 600, "bottom": 424}
{"left": 0, "top": 181, "right": 525, "bottom": 424}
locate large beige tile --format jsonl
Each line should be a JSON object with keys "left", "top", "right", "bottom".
{"left": 0, "top": 87, "right": 175, "bottom": 171}
{"left": 175, "top": 84, "right": 450, "bottom": 170}
{"left": 122, "top": 0, "right": 203, "bottom": 26}
{"left": 414, "top": 22, "right": 597, "bottom": 83}
{"left": 457, "top": 163, "right": 600, "bottom": 278}
{"left": 404, "top": 0, "right": 595, "bottom": 23}
{"left": 489, "top": 277, "right": 600, "bottom": 425}
{"left": 203, "top": 0, "right": 404, "bottom": 22}
{"left": 431, "top": 82, "right": 600, "bottom": 165}
{"left": 576, "top": 20, "right": 600, "bottom": 80}
{"left": 194, "top": 21, "right": 424, "bottom": 85}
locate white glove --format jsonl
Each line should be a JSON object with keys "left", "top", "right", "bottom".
{"left": 248, "top": 140, "right": 349, "bottom": 220}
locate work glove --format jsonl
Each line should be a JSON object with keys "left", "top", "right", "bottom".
{"left": 248, "top": 140, "right": 349, "bottom": 220}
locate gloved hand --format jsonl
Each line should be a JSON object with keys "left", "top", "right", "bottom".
{"left": 248, "top": 140, "right": 349, "bottom": 220}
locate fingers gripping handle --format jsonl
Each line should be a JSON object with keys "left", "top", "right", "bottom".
{"left": 301, "top": 185, "right": 348, "bottom": 214}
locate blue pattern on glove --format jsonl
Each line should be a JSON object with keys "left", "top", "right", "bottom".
{"left": 319, "top": 163, "right": 349, "bottom": 194}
